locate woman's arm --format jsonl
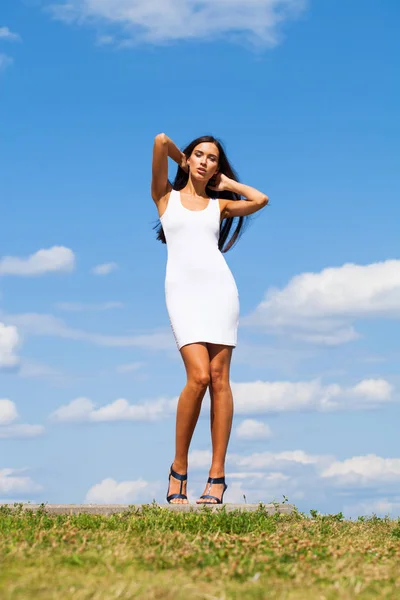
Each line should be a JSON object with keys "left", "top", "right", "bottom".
{"left": 210, "top": 174, "right": 269, "bottom": 218}
{"left": 151, "top": 133, "right": 187, "bottom": 202}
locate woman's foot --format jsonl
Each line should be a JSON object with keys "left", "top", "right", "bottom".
{"left": 196, "top": 474, "right": 227, "bottom": 504}
{"left": 166, "top": 463, "right": 189, "bottom": 504}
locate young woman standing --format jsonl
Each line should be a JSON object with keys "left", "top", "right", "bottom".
{"left": 151, "top": 133, "right": 269, "bottom": 504}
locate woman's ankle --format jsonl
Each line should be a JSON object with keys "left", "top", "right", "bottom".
{"left": 172, "top": 459, "right": 188, "bottom": 473}
{"left": 209, "top": 466, "right": 225, "bottom": 478}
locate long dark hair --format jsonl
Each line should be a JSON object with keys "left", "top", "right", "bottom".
{"left": 153, "top": 135, "right": 251, "bottom": 253}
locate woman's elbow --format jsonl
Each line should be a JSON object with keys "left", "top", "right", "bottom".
{"left": 155, "top": 133, "right": 167, "bottom": 144}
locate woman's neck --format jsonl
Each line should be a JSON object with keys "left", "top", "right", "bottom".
{"left": 183, "top": 175, "right": 208, "bottom": 198}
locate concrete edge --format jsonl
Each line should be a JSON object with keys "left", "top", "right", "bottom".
{"left": 0, "top": 503, "right": 294, "bottom": 515}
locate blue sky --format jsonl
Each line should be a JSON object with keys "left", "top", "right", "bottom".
{"left": 1, "top": 0, "right": 400, "bottom": 517}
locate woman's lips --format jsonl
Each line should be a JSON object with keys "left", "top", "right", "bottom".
{"left": 197, "top": 169, "right": 206, "bottom": 174}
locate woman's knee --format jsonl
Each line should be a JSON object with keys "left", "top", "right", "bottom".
{"left": 210, "top": 367, "right": 230, "bottom": 391}
{"left": 188, "top": 370, "right": 211, "bottom": 390}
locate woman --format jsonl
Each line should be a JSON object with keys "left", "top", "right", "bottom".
{"left": 151, "top": 133, "right": 269, "bottom": 504}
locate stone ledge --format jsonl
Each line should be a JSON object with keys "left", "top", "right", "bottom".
{"left": 0, "top": 503, "right": 294, "bottom": 515}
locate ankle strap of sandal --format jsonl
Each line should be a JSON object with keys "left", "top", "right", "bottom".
{"left": 207, "top": 476, "right": 225, "bottom": 485}
{"left": 170, "top": 465, "right": 187, "bottom": 481}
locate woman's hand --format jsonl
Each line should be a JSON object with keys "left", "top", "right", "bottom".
{"left": 180, "top": 154, "right": 189, "bottom": 173}
{"left": 208, "top": 172, "right": 231, "bottom": 192}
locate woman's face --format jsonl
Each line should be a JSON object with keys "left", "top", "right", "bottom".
{"left": 188, "top": 142, "right": 220, "bottom": 182}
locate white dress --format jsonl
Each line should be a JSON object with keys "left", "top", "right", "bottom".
{"left": 160, "top": 189, "right": 240, "bottom": 350}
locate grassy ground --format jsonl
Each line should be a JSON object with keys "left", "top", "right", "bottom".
{"left": 1, "top": 503, "right": 400, "bottom": 599}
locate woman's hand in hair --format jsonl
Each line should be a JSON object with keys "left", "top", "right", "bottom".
{"left": 208, "top": 172, "right": 230, "bottom": 192}
{"left": 180, "top": 154, "right": 189, "bottom": 173}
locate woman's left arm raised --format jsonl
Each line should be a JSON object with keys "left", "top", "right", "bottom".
{"left": 209, "top": 174, "right": 269, "bottom": 219}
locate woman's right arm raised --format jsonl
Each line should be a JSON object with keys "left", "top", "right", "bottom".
{"left": 151, "top": 133, "right": 187, "bottom": 203}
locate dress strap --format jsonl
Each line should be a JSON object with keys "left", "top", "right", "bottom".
{"left": 160, "top": 188, "right": 178, "bottom": 222}
{"left": 212, "top": 196, "right": 221, "bottom": 218}
{"left": 171, "top": 189, "right": 180, "bottom": 206}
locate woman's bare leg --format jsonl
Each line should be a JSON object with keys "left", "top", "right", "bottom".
{"left": 168, "top": 342, "right": 211, "bottom": 504}
{"left": 196, "top": 343, "right": 234, "bottom": 504}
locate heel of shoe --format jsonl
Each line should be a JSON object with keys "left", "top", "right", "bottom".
{"left": 220, "top": 483, "right": 228, "bottom": 503}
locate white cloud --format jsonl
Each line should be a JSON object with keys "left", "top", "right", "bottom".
{"left": 188, "top": 448, "right": 400, "bottom": 508}
{"left": 224, "top": 472, "right": 290, "bottom": 503}
{"left": 0, "top": 468, "right": 42, "bottom": 495}
{"left": 1, "top": 312, "right": 175, "bottom": 350}
{"left": 1, "top": 313, "right": 77, "bottom": 338}
{"left": 56, "top": 301, "right": 124, "bottom": 311}
{"left": 228, "top": 451, "right": 400, "bottom": 500}
{"left": 0, "top": 27, "right": 20, "bottom": 41}
{"left": 350, "top": 379, "right": 392, "bottom": 400}
{"left": 0, "top": 323, "right": 20, "bottom": 369}
{"left": 321, "top": 454, "right": 400, "bottom": 487}
{"left": 17, "top": 358, "right": 67, "bottom": 382}
{"left": 344, "top": 498, "right": 400, "bottom": 518}
{"left": 188, "top": 448, "right": 329, "bottom": 472}
{"left": 231, "top": 377, "right": 394, "bottom": 415}
{"left": 222, "top": 480, "right": 248, "bottom": 504}
{"left": 0, "top": 27, "right": 20, "bottom": 71}
{"left": 228, "top": 471, "right": 268, "bottom": 480}
{"left": 236, "top": 419, "right": 272, "bottom": 440}
{"left": 85, "top": 477, "right": 158, "bottom": 503}
{"left": 188, "top": 448, "right": 320, "bottom": 503}
{"left": 49, "top": 394, "right": 178, "bottom": 423}
{"left": 188, "top": 450, "right": 213, "bottom": 469}
{"left": 0, "top": 246, "right": 75, "bottom": 276}
{"left": 228, "top": 449, "right": 329, "bottom": 470}
{"left": 232, "top": 471, "right": 289, "bottom": 483}
{"left": 234, "top": 341, "right": 317, "bottom": 372}
{"left": 0, "top": 53, "right": 13, "bottom": 70}
{"left": 0, "top": 399, "right": 44, "bottom": 439}
{"left": 0, "top": 424, "right": 45, "bottom": 439}
{"left": 96, "top": 34, "right": 114, "bottom": 46}
{"left": 49, "top": 0, "right": 307, "bottom": 47}
{"left": 0, "top": 399, "right": 19, "bottom": 425}
{"left": 49, "top": 396, "right": 93, "bottom": 422}
{"left": 91, "top": 262, "right": 118, "bottom": 276}
{"left": 243, "top": 259, "right": 400, "bottom": 345}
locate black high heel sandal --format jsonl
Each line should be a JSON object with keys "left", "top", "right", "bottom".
{"left": 166, "top": 464, "right": 188, "bottom": 504}
{"left": 198, "top": 476, "right": 228, "bottom": 504}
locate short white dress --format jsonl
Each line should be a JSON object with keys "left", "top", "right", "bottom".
{"left": 160, "top": 189, "right": 240, "bottom": 350}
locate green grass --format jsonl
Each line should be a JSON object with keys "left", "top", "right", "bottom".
{"left": 1, "top": 503, "right": 400, "bottom": 599}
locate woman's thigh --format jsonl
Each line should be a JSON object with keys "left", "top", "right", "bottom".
{"left": 207, "top": 344, "right": 233, "bottom": 387}
{"left": 180, "top": 342, "right": 211, "bottom": 384}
